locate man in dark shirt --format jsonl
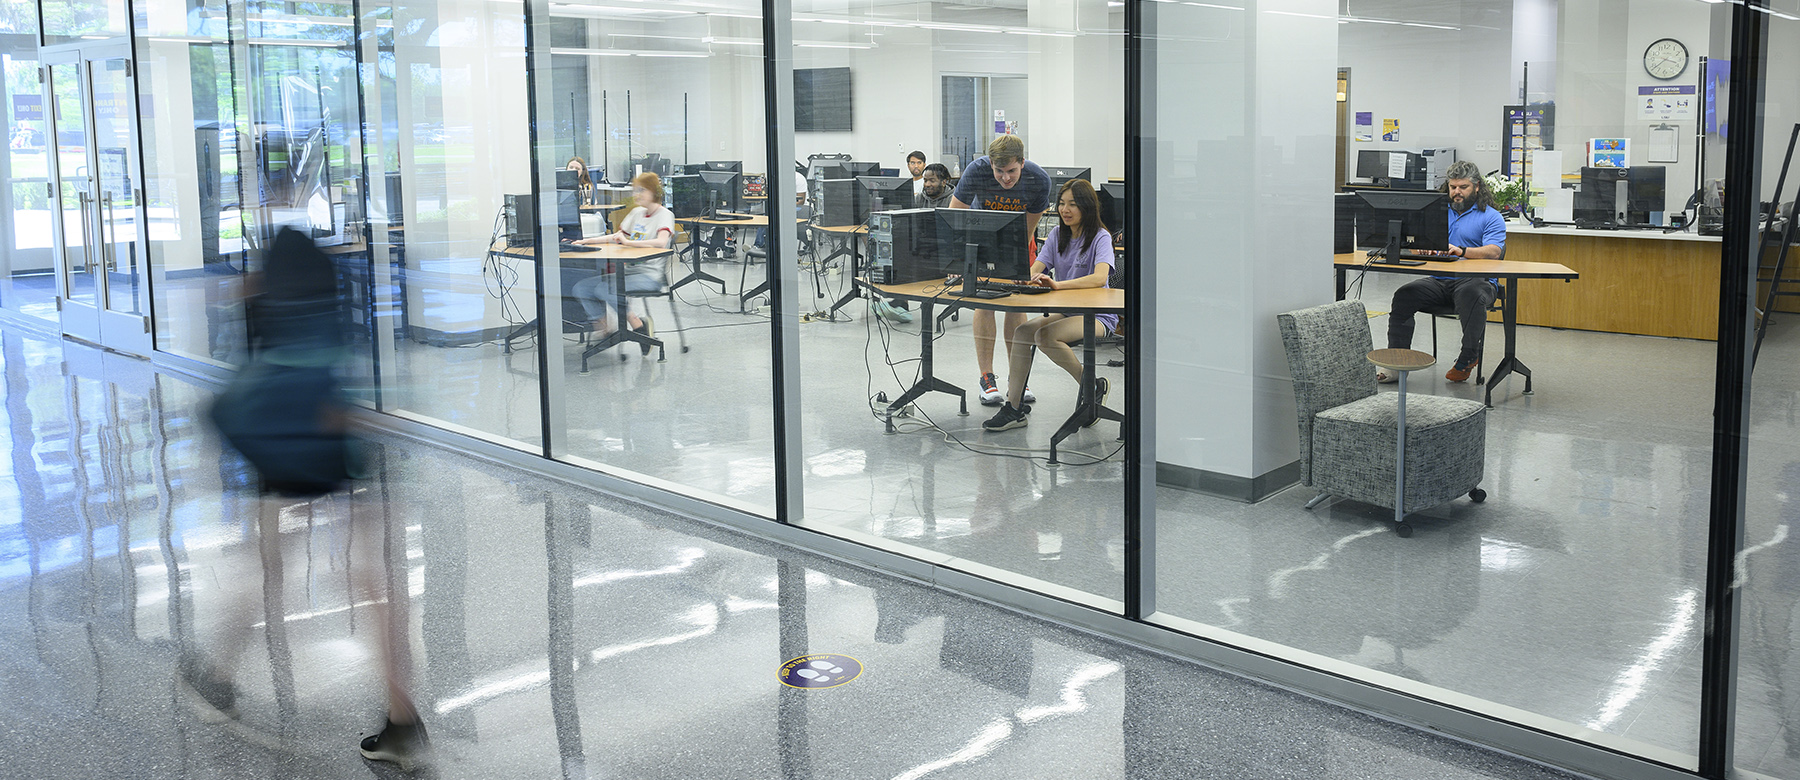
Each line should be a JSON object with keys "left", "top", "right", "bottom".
{"left": 950, "top": 134, "right": 1053, "bottom": 405}
{"left": 916, "top": 163, "right": 953, "bottom": 209}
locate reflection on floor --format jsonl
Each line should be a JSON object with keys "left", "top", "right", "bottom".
{"left": 129, "top": 246, "right": 1800, "bottom": 776}
{"left": 0, "top": 329, "right": 1581, "bottom": 779}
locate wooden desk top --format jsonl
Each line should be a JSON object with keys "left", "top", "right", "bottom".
{"left": 1332, "top": 253, "right": 1578, "bottom": 280}
{"left": 868, "top": 278, "right": 1124, "bottom": 313}
{"left": 745, "top": 195, "right": 768, "bottom": 200}
{"left": 678, "top": 213, "right": 806, "bottom": 227}
{"left": 811, "top": 224, "right": 869, "bottom": 235}
{"left": 1367, "top": 348, "right": 1435, "bottom": 371}
{"left": 580, "top": 204, "right": 631, "bottom": 213}
{"left": 490, "top": 240, "right": 672, "bottom": 261}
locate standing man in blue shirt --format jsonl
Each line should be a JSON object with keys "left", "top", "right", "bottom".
{"left": 951, "top": 134, "right": 1054, "bottom": 405}
{"left": 1380, "top": 160, "right": 1508, "bottom": 384}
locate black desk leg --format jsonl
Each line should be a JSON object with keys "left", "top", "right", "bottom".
{"left": 580, "top": 262, "right": 664, "bottom": 372}
{"left": 1481, "top": 280, "right": 1531, "bottom": 408}
{"left": 1049, "top": 315, "right": 1124, "bottom": 465}
{"left": 884, "top": 301, "right": 968, "bottom": 433}
{"left": 825, "top": 239, "right": 866, "bottom": 317}
{"left": 1335, "top": 268, "right": 1347, "bottom": 301}
{"left": 669, "top": 233, "right": 727, "bottom": 295}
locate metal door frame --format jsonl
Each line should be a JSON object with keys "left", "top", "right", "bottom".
{"left": 40, "top": 38, "right": 153, "bottom": 356}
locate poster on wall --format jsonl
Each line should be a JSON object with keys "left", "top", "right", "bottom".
{"left": 1501, "top": 104, "right": 1554, "bottom": 178}
{"left": 1354, "top": 112, "right": 1373, "bottom": 142}
{"left": 1637, "top": 85, "right": 1697, "bottom": 121}
{"left": 1589, "top": 138, "right": 1629, "bottom": 167}
{"left": 1381, "top": 118, "right": 1400, "bottom": 142}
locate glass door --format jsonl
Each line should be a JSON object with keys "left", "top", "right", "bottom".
{"left": 42, "top": 42, "right": 151, "bottom": 355}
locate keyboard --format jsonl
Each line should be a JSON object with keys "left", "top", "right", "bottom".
{"left": 560, "top": 240, "right": 598, "bottom": 252}
{"left": 979, "top": 281, "right": 1053, "bottom": 295}
{"left": 709, "top": 212, "right": 755, "bottom": 222}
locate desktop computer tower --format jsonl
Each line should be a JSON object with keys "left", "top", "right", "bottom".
{"left": 818, "top": 178, "right": 866, "bottom": 227}
{"left": 869, "top": 208, "right": 941, "bottom": 284}
{"left": 505, "top": 194, "right": 535, "bottom": 246}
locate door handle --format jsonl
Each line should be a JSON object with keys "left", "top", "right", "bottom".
{"left": 100, "top": 193, "right": 116, "bottom": 273}
{"left": 74, "top": 190, "right": 95, "bottom": 272}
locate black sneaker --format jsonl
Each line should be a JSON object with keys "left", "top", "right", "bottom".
{"left": 633, "top": 318, "right": 655, "bottom": 356}
{"left": 1083, "top": 377, "right": 1111, "bottom": 428}
{"left": 360, "top": 718, "right": 430, "bottom": 770}
{"left": 983, "top": 403, "right": 1030, "bottom": 431}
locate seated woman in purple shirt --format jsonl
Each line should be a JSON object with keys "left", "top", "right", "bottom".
{"left": 983, "top": 179, "right": 1118, "bottom": 432}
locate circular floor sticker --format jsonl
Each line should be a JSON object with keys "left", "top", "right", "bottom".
{"left": 778, "top": 654, "right": 863, "bottom": 689}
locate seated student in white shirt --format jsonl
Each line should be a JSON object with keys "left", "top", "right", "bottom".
{"left": 572, "top": 172, "right": 675, "bottom": 349}
{"left": 907, "top": 150, "right": 927, "bottom": 199}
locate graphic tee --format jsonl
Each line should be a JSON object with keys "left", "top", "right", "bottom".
{"left": 951, "top": 156, "right": 1053, "bottom": 214}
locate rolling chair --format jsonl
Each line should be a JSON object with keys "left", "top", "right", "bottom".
{"left": 578, "top": 251, "right": 688, "bottom": 371}
{"left": 1278, "top": 299, "right": 1488, "bottom": 537}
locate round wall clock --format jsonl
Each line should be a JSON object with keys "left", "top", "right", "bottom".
{"left": 1644, "top": 38, "right": 1689, "bottom": 80}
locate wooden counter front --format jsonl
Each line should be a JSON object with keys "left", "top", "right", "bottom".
{"left": 1499, "top": 229, "right": 1719, "bottom": 340}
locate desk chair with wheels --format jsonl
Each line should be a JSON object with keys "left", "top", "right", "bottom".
{"left": 579, "top": 251, "right": 686, "bottom": 370}
{"left": 1278, "top": 299, "right": 1488, "bottom": 537}
{"left": 1424, "top": 281, "right": 1505, "bottom": 384}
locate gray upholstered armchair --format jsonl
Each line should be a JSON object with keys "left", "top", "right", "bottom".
{"left": 1277, "top": 300, "right": 1488, "bottom": 536}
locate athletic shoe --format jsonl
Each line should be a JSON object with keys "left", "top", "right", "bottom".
{"left": 873, "top": 299, "right": 913, "bottom": 324}
{"left": 1083, "top": 377, "right": 1111, "bottom": 428}
{"left": 633, "top": 318, "right": 654, "bottom": 356}
{"left": 360, "top": 719, "right": 430, "bottom": 770}
{"left": 1445, "top": 355, "right": 1479, "bottom": 383}
{"left": 1022, "top": 386, "right": 1035, "bottom": 403}
{"left": 983, "top": 403, "right": 1030, "bottom": 431}
{"left": 1376, "top": 370, "right": 1398, "bottom": 384}
{"left": 978, "top": 373, "right": 1003, "bottom": 405}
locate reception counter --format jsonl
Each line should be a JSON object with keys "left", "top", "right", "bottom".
{"left": 1497, "top": 223, "right": 1722, "bottom": 341}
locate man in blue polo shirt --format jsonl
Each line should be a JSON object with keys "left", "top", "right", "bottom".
{"left": 1380, "top": 160, "right": 1508, "bottom": 384}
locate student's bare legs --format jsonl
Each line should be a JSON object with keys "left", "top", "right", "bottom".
{"left": 973, "top": 309, "right": 1028, "bottom": 376}
{"left": 1004, "top": 314, "right": 1083, "bottom": 408}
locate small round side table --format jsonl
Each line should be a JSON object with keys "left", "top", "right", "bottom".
{"left": 1368, "top": 348, "right": 1436, "bottom": 536}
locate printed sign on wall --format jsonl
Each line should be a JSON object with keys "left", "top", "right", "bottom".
{"left": 1637, "top": 85, "right": 1696, "bottom": 122}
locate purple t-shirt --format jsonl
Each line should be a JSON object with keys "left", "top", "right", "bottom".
{"left": 1038, "top": 225, "right": 1119, "bottom": 332}
{"left": 952, "top": 157, "right": 1053, "bottom": 214}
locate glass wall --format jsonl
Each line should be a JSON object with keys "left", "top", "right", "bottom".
{"left": 535, "top": 0, "right": 776, "bottom": 514}
{"left": 789, "top": 0, "right": 1129, "bottom": 608}
{"left": 19, "top": 0, "right": 1800, "bottom": 775}
{"left": 1738, "top": 6, "right": 1800, "bottom": 778}
{"left": 358, "top": 0, "right": 541, "bottom": 448}
{"left": 1149, "top": 0, "right": 1732, "bottom": 770}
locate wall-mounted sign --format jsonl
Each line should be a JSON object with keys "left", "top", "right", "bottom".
{"left": 12, "top": 94, "right": 42, "bottom": 123}
{"left": 1637, "top": 85, "right": 1696, "bottom": 122}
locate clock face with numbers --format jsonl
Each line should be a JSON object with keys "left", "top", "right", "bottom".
{"left": 1644, "top": 38, "right": 1689, "bottom": 80}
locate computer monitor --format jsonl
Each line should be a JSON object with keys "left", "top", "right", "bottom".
{"left": 669, "top": 174, "right": 708, "bottom": 218}
{"left": 697, "top": 170, "right": 743, "bottom": 216}
{"left": 681, "top": 163, "right": 704, "bottom": 176}
{"left": 1576, "top": 166, "right": 1668, "bottom": 225}
{"left": 1043, "top": 166, "right": 1092, "bottom": 195}
{"left": 936, "top": 208, "right": 1031, "bottom": 297}
{"left": 857, "top": 176, "right": 912, "bottom": 214}
{"left": 705, "top": 160, "right": 742, "bottom": 173}
{"left": 1353, "top": 190, "right": 1448, "bottom": 258}
{"left": 385, "top": 171, "right": 405, "bottom": 226}
{"left": 844, "top": 161, "right": 880, "bottom": 177}
{"left": 818, "top": 178, "right": 865, "bottom": 226}
{"left": 1629, "top": 166, "right": 1667, "bottom": 223}
{"left": 1355, "top": 149, "right": 1426, "bottom": 187}
{"left": 1098, "top": 181, "right": 1125, "bottom": 235}
{"left": 555, "top": 168, "right": 582, "bottom": 240}
{"left": 878, "top": 167, "right": 901, "bottom": 177}
{"left": 1333, "top": 192, "right": 1362, "bottom": 253}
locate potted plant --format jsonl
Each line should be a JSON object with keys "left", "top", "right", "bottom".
{"left": 1485, "top": 173, "right": 1527, "bottom": 218}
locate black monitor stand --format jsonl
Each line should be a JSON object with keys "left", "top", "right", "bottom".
{"left": 1384, "top": 218, "right": 1402, "bottom": 261}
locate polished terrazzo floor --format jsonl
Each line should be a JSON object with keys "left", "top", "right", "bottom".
{"left": 106, "top": 248, "right": 1800, "bottom": 778}
{"left": 0, "top": 325, "right": 1600, "bottom": 779}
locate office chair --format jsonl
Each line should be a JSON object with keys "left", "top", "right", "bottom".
{"left": 1423, "top": 281, "right": 1505, "bottom": 384}
{"left": 1277, "top": 299, "right": 1488, "bottom": 537}
{"left": 578, "top": 252, "right": 687, "bottom": 371}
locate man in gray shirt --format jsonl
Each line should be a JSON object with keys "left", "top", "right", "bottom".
{"left": 915, "top": 163, "right": 953, "bottom": 209}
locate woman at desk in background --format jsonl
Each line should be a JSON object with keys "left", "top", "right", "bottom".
{"left": 566, "top": 156, "right": 594, "bottom": 203}
{"left": 572, "top": 172, "right": 674, "bottom": 350}
{"left": 984, "top": 179, "right": 1118, "bottom": 432}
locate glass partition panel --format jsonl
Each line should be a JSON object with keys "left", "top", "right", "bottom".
{"left": 791, "top": 0, "right": 1128, "bottom": 607}
{"left": 1150, "top": 0, "right": 1721, "bottom": 768}
{"left": 361, "top": 0, "right": 541, "bottom": 448}
{"left": 0, "top": 26, "right": 55, "bottom": 323}
{"left": 541, "top": 0, "right": 777, "bottom": 515}
{"left": 1737, "top": 6, "right": 1800, "bottom": 778}
{"left": 38, "top": 0, "right": 127, "bottom": 46}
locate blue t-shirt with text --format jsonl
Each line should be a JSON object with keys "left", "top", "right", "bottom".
{"left": 952, "top": 157, "right": 1053, "bottom": 214}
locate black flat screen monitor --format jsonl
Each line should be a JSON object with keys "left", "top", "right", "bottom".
{"left": 818, "top": 178, "right": 864, "bottom": 226}
{"left": 1355, "top": 149, "right": 1424, "bottom": 186}
{"left": 698, "top": 170, "right": 743, "bottom": 215}
{"left": 857, "top": 176, "right": 912, "bottom": 214}
{"left": 1629, "top": 166, "right": 1667, "bottom": 223}
{"left": 844, "top": 161, "right": 881, "bottom": 177}
{"left": 555, "top": 169, "right": 582, "bottom": 240}
{"left": 681, "top": 163, "right": 704, "bottom": 175}
{"left": 1043, "top": 166, "right": 1092, "bottom": 195}
{"left": 1353, "top": 190, "right": 1447, "bottom": 256}
{"left": 705, "top": 160, "right": 743, "bottom": 173}
{"left": 1099, "top": 181, "right": 1125, "bottom": 235}
{"left": 935, "top": 208, "right": 1031, "bottom": 288}
{"left": 669, "top": 174, "right": 707, "bottom": 218}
